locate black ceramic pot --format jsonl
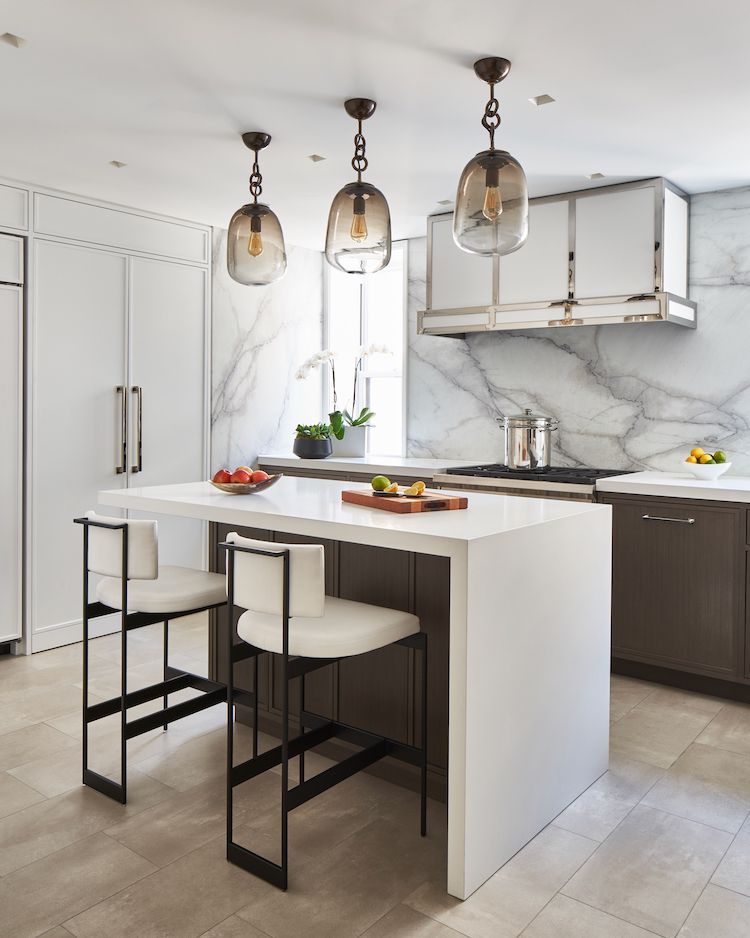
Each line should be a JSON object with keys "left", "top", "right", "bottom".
{"left": 293, "top": 437, "right": 332, "bottom": 459}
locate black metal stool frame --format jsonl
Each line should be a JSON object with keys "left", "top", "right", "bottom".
{"left": 75, "top": 516, "right": 229, "bottom": 804}
{"left": 223, "top": 539, "right": 428, "bottom": 891}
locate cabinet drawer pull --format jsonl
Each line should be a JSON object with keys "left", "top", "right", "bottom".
{"left": 642, "top": 514, "right": 695, "bottom": 525}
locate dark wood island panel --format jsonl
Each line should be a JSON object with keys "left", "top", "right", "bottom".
{"left": 208, "top": 522, "right": 451, "bottom": 800}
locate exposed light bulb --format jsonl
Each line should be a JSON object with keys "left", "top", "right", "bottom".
{"left": 482, "top": 185, "right": 503, "bottom": 221}
{"left": 247, "top": 214, "right": 263, "bottom": 256}
{"left": 350, "top": 192, "right": 368, "bottom": 242}
{"left": 247, "top": 230, "right": 264, "bottom": 257}
{"left": 350, "top": 211, "right": 368, "bottom": 242}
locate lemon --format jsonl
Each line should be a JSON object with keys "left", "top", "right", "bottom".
{"left": 699, "top": 454, "right": 714, "bottom": 464}
{"left": 690, "top": 447, "right": 704, "bottom": 458}
{"left": 385, "top": 482, "right": 399, "bottom": 493}
{"left": 371, "top": 475, "right": 391, "bottom": 491}
{"left": 685, "top": 455, "right": 698, "bottom": 464}
{"left": 714, "top": 450, "right": 727, "bottom": 464}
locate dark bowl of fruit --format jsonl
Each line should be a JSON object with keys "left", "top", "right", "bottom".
{"left": 210, "top": 467, "right": 282, "bottom": 494}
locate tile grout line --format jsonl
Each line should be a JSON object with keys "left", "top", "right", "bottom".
{"left": 670, "top": 820, "right": 740, "bottom": 937}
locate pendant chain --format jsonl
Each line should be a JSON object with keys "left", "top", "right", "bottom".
{"left": 351, "top": 119, "right": 368, "bottom": 182}
{"left": 481, "top": 82, "right": 501, "bottom": 150}
{"left": 249, "top": 152, "right": 263, "bottom": 202}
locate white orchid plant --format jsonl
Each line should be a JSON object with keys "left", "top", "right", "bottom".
{"left": 295, "top": 344, "right": 392, "bottom": 440}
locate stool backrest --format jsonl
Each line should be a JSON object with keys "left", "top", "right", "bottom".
{"left": 226, "top": 532, "right": 325, "bottom": 618}
{"left": 84, "top": 511, "right": 159, "bottom": 580}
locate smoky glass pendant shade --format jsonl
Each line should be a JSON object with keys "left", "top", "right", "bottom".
{"left": 453, "top": 149, "right": 528, "bottom": 256}
{"left": 325, "top": 181, "right": 391, "bottom": 275}
{"left": 227, "top": 203, "right": 287, "bottom": 286}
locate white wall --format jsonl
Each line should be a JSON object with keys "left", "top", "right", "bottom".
{"left": 407, "top": 186, "right": 750, "bottom": 472}
{"left": 211, "top": 228, "right": 324, "bottom": 470}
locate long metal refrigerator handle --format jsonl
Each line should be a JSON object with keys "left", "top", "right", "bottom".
{"left": 115, "top": 386, "right": 127, "bottom": 474}
{"left": 131, "top": 386, "right": 143, "bottom": 473}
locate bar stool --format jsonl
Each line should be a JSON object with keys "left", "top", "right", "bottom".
{"left": 223, "top": 531, "right": 428, "bottom": 890}
{"left": 74, "top": 511, "right": 228, "bottom": 804}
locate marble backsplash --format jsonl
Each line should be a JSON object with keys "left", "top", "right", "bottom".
{"left": 407, "top": 185, "right": 750, "bottom": 473}
{"left": 211, "top": 228, "right": 323, "bottom": 470}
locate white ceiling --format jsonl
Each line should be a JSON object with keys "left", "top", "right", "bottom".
{"left": 1, "top": 0, "right": 749, "bottom": 249}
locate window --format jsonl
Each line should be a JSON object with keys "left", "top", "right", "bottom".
{"left": 325, "top": 241, "right": 407, "bottom": 455}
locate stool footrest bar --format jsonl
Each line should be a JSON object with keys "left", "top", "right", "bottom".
{"left": 125, "top": 685, "right": 226, "bottom": 739}
{"left": 287, "top": 739, "right": 391, "bottom": 811}
{"left": 87, "top": 673, "right": 196, "bottom": 722}
{"left": 231, "top": 721, "right": 338, "bottom": 788}
{"left": 301, "top": 710, "right": 422, "bottom": 767}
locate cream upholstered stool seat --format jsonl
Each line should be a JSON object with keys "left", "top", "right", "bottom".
{"left": 98, "top": 565, "right": 225, "bottom": 614}
{"left": 74, "top": 511, "right": 228, "bottom": 805}
{"left": 237, "top": 596, "right": 418, "bottom": 658}
{"left": 224, "top": 531, "right": 428, "bottom": 891}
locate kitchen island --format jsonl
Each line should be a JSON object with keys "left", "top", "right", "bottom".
{"left": 99, "top": 477, "right": 612, "bottom": 899}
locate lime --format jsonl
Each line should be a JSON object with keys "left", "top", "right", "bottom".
{"left": 371, "top": 475, "right": 391, "bottom": 491}
{"left": 714, "top": 450, "right": 727, "bottom": 464}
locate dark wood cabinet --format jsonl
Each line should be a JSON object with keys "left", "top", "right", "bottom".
{"left": 601, "top": 493, "right": 746, "bottom": 684}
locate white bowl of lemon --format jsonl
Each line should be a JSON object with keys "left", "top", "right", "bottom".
{"left": 683, "top": 447, "right": 731, "bottom": 481}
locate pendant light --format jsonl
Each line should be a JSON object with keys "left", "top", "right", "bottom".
{"left": 453, "top": 57, "right": 528, "bottom": 257}
{"left": 325, "top": 98, "right": 391, "bottom": 274}
{"left": 227, "top": 132, "right": 287, "bottom": 285}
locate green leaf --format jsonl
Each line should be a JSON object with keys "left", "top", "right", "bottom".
{"left": 351, "top": 407, "right": 375, "bottom": 427}
{"left": 328, "top": 411, "right": 345, "bottom": 440}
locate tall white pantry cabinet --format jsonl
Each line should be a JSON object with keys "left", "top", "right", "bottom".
{"left": 0, "top": 181, "right": 212, "bottom": 653}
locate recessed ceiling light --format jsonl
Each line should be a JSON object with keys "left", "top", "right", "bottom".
{"left": 308, "top": 154, "right": 325, "bottom": 162}
{"left": 587, "top": 172, "right": 605, "bottom": 180}
{"left": 437, "top": 199, "right": 453, "bottom": 206}
{"left": 0, "top": 32, "right": 26, "bottom": 48}
{"left": 529, "top": 94, "right": 555, "bottom": 107}
{"left": 109, "top": 160, "right": 127, "bottom": 169}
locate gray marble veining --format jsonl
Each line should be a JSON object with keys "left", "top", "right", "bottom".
{"left": 211, "top": 228, "right": 323, "bottom": 470}
{"left": 407, "top": 185, "right": 750, "bottom": 472}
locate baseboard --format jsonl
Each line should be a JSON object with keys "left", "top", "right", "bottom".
{"left": 31, "top": 612, "right": 121, "bottom": 653}
{"left": 613, "top": 658, "right": 750, "bottom": 703}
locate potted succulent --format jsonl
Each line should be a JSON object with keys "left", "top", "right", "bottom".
{"left": 293, "top": 422, "right": 333, "bottom": 459}
{"left": 295, "top": 345, "right": 390, "bottom": 458}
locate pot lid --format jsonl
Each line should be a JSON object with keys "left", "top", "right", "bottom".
{"left": 498, "top": 407, "right": 559, "bottom": 429}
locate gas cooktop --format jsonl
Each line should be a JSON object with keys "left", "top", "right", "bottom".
{"left": 442, "top": 465, "right": 630, "bottom": 486}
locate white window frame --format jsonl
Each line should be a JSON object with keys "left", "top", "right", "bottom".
{"left": 323, "top": 240, "right": 408, "bottom": 455}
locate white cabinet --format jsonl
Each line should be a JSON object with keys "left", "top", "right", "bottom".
{"left": 0, "top": 233, "right": 24, "bottom": 284}
{"left": 429, "top": 213, "right": 494, "bottom": 310}
{"left": 0, "top": 184, "right": 29, "bottom": 231}
{"left": 128, "top": 257, "right": 207, "bottom": 569}
{"left": 33, "top": 241, "right": 129, "bottom": 648}
{"left": 574, "top": 186, "right": 655, "bottom": 298}
{"left": 498, "top": 200, "right": 569, "bottom": 304}
{"left": 0, "top": 285, "right": 22, "bottom": 643}
{"left": 30, "top": 232, "right": 209, "bottom": 651}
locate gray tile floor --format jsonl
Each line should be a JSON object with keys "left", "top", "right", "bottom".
{"left": 1, "top": 617, "right": 750, "bottom": 937}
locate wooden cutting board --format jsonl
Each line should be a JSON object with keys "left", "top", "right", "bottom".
{"left": 342, "top": 489, "right": 468, "bottom": 513}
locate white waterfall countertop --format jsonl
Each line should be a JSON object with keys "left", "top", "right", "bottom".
{"left": 596, "top": 470, "right": 750, "bottom": 503}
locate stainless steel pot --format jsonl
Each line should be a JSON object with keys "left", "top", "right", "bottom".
{"left": 496, "top": 408, "right": 559, "bottom": 470}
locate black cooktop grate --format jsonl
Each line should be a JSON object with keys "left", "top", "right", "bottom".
{"left": 443, "top": 465, "right": 631, "bottom": 486}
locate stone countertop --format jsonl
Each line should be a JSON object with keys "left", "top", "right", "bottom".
{"left": 257, "top": 454, "right": 480, "bottom": 480}
{"left": 596, "top": 470, "right": 750, "bottom": 503}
